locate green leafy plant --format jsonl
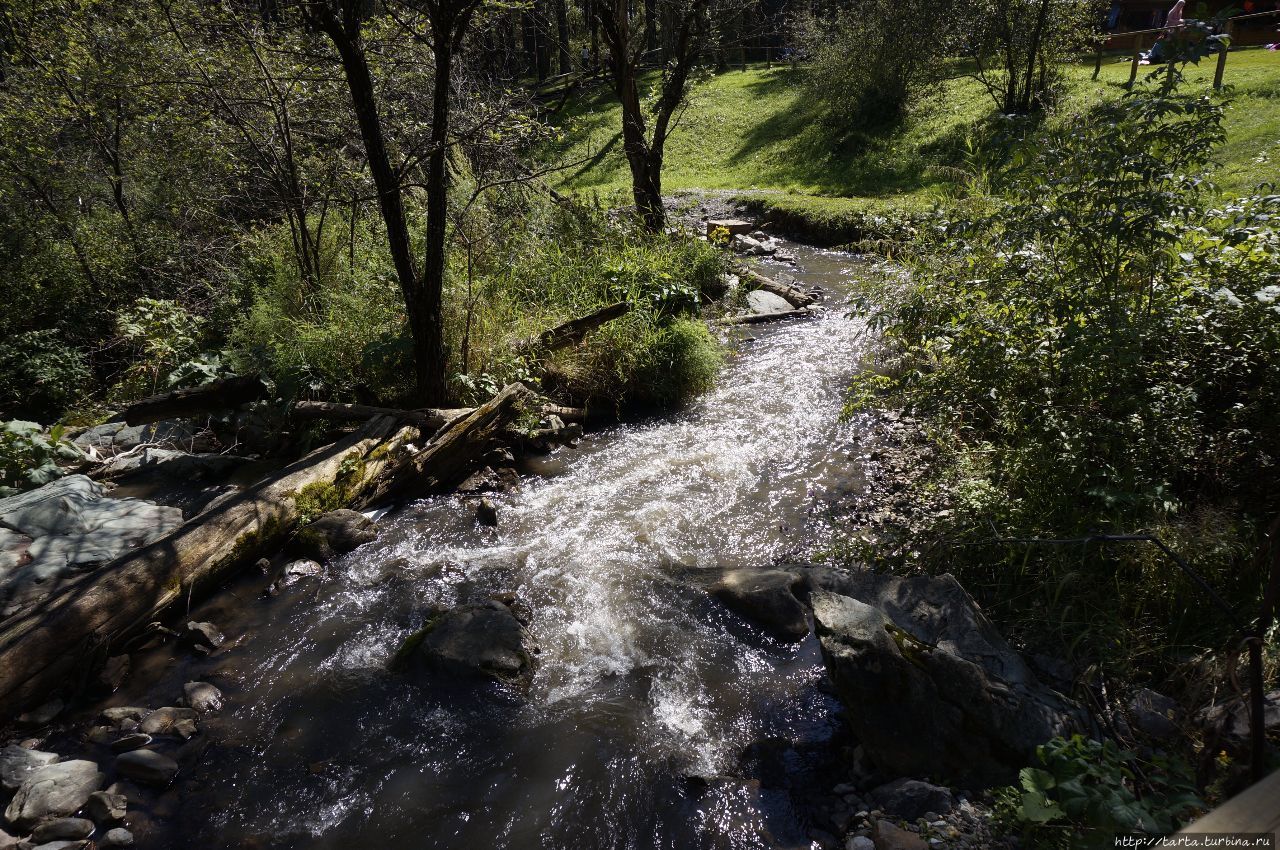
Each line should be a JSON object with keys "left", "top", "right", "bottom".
{"left": 1008, "top": 736, "right": 1202, "bottom": 848}
{"left": 0, "top": 420, "right": 83, "bottom": 494}
{"left": 116, "top": 298, "right": 207, "bottom": 397}
{"left": 0, "top": 330, "right": 90, "bottom": 421}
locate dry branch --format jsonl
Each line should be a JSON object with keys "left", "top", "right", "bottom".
{"left": 516, "top": 301, "right": 631, "bottom": 354}
{"left": 123, "top": 375, "right": 269, "bottom": 426}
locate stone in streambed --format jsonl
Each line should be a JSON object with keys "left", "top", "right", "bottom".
{"left": 114, "top": 750, "right": 178, "bottom": 786}
{"left": 745, "top": 290, "right": 792, "bottom": 316}
{"left": 31, "top": 818, "right": 94, "bottom": 842}
{"left": 871, "top": 820, "right": 927, "bottom": 850}
{"left": 101, "top": 828, "right": 134, "bottom": 847}
{"left": 183, "top": 681, "right": 223, "bottom": 713}
{"left": 476, "top": 497, "right": 498, "bottom": 527}
{"left": 86, "top": 790, "right": 127, "bottom": 823}
{"left": 4, "top": 759, "right": 105, "bottom": 829}
{"left": 0, "top": 745, "right": 59, "bottom": 791}
{"left": 109, "top": 734, "right": 151, "bottom": 754}
{"left": 710, "top": 569, "right": 809, "bottom": 641}
{"left": 869, "top": 779, "right": 953, "bottom": 821}
{"left": 98, "top": 707, "right": 146, "bottom": 729}
{"left": 286, "top": 509, "right": 376, "bottom": 562}
{"left": 138, "top": 707, "right": 198, "bottom": 737}
{"left": 182, "top": 621, "right": 223, "bottom": 652}
{"left": 393, "top": 601, "right": 533, "bottom": 683}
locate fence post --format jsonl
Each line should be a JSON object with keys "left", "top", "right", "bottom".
{"left": 1213, "top": 21, "right": 1232, "bottom": 90}
{"left": 1128, "top": 33, "right": 1143, "bottom": 87}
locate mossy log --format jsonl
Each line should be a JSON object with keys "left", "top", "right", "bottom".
{"left": 516, "top": 301, "right": 631, "bottom": 355}
{"left": 123, "top": 375, "right": 270, "bottom": 425}
{"left": 721, "top": 307, "right": 816, "bottom": 326}
{"left": 0, "top": 415, "right": 419, "bottom": 718}
{"left": 291, "top": 400, "right": 472, "bottom": 433}
{"left": 735, "top": 265, "right": 815, "bottom": 308}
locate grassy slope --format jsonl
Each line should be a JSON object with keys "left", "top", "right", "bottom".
{"left": 548, "top": 49, "right": 1280, "bottom": 216}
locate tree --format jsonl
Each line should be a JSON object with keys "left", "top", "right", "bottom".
{"left": 307, "top": 0, "right": 483, "bottom": 404}
{"left": 595, "top": 0, "right": 709, "bottom": 232}
{"left": 965, "top": 0, "right": 1096, "bottom": 114}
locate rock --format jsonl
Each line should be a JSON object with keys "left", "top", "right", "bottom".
{"left": 286, "top": 509, "right": 376, "bottom": 562}
{"left": 0, "top": 476, "right": 104, "bottom": 537}
{"left": 710, "top": 569, "right": 808, "bottom": 641}
{"left": 847, "top": 837, "right": 876, "bottom": 850}
{"left": 97, "top": 656, "right": 130, "bottom": 692}
{"left": 4, "top": 759, "right": 105, "bottom": 829}
{"left": 97, "top": 707, "right": 145, "bottom": 728}
{"left": 0, "top": 529, "right": 32, "bottom": 573}
{"left": 869, "top": 779, "right": 953, "bottom": 821}
{"left": 270, "top": 559, "right": 322, "bottom": 593}
{"left": 101, "top": 828, "right": 134, "bottom": 847}
{"left": 86, "top": 790, "right": 127, "bottom": 823}
{"left": 457, "top": 466, "right": 520, "bottom": 495}
{"left": 1198, "top": 690, "right": 1280, "bottom": 754}
{"left": 871, "top": 820, "right": 928, "bottom": 850}
{"left": 114, "top": 750, "right": 178, "bottom": 786}
{"left": 28, "top": 841, "right": 87, "bottom": 850}
{"left": 182, "top": 621, "right": 224, "bottom": 651}
{"left": 138, "top": 707, "right": 198, "bottom": 736}
{"left": 1126, "top": 687, "right": 1180, "bottom": 741}
{"left": 706, "top": 218, "right": 753, "bottom": 238}
{"left": 745, "top": 290, "right": 792, "bottom": 315}
{"left": 182, "top": 682, "right": 223, "bottom": 713}
{"left": 109, "top": 734, "right": 151, "bottom": 754}
{"left": 806, "top": 568, "right": 1084, "bottom": 787}
{"left": 476, "top": 497, "right": 498, "bottom": 527}
{"left": 0, "top": 828, "right": 17, "bottom": 850}
{"left": 731, "top": 234, "right": 776, "bottom": 256}
{"left": 31, "top": 818, "right": 94, "bottom": 842}
{"left": 17, "top": 698, "right": 64, "bottom": 726}
{"left": 394, "top": 601, "right": 533, "bottom": 683}
{"left": 71, "top": 421, "right": 205, "bottom": 457}
{"left": 0, "top": 745, "right": 59, "bottom": 791}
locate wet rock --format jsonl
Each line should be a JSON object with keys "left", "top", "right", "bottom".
{"left": 394, "top": 601, "right": 533, "bottom": 683}
{"left": 17, "top": 699, "right": 64, "bottom": 726}
{"left": 31, "top": 818, "right": 94, "bottom": 842}
{"left": 286, "top": 510, "right": 376, "bottom": 562}
{"left": 98, "top": 707, "right": 146, "bottom": 729}
{"left": 97, "top": 656, "right": 130, "bottom": 693}
{"left": 457, "top": 466, "right": 520, "bottom": 495}
{"left": 731, "top": 234, "right": 776, "bottom": 256}
{"left": 114, "top": 750, "right": 178, "bottom": 787}
{"left": 102, "top": 828, "right": 134, "bottom": 847}
{"left": 847, "top": 837, "right": 876, "bottom": 850}
{"left": 109, "top": 734, "right": 151, "bottom": 754}
{"left": 4, "top": 759, "right": 105, "bottom": 829}
{"left": 138, "top": 707, "right": 198, "bottom": 737}
{"left": 182, "top": 621, "right": 224, "bottom": 652}
{"left": 871, "top": 820, "right": 927, "bottom": 850}
{"left": 869, "top": 779, "right": 953, "bottom": 821}
{"left": 0, "top": 745, "right": 59, "bottom": 791}
{"left": 807, "top": 569, "right": 1085, "bottom": 787}
{"left": 183, "top": 682, "right": 223, "bottom": 713}
{"left": 28, "top": 841, "right": 87, "bottom": 850}
{"left": 270, "top": 560, "right": 322, "bottom": 593}
{"left": 745, "top": 290, "right": 792, "bottom": 316}
{"left": 0, "top": 828, "right": 17, "bottom": 850}
{"left": 86, "top": 790, "right": 127, "bottom": 823}
{"left": 476, "top": 497, "right": 498, "bottom": 527}
{"left": 711, "top": 569, "right": 808, "bottom": 641}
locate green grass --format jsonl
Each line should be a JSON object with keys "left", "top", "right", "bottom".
{"left": 546, "top": 48, "right": 1280, "bottom": 215}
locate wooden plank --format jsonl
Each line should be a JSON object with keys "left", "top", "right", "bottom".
{"left": 1178, "top": 768, "right": 1280, "bottom": 838}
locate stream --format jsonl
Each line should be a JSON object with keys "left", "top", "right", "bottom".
{"left": 113, "top": 244, "right": 876, "bottom": 849}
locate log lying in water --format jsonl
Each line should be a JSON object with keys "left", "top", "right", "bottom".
{"left": 358, "top": 382, "right": 536, "bottom": 506}
{"left": 721, "top": 307, "right": 817, "bottom": 326}
{"left": 736, "top": 265, "right": 815, "bottom": 308}
{"left": 541, "top": 404, "right": 586, "bottom": 423}
{"left": 0, "top": 383, "right": 536, "bottom": 719}
{"left": 291, "top": 400, "right": 472, "bottom": 433}
{"left": 516, "top": 301, "right": 631, "bottom": 355}
{"left": 123, "top": 375, "right": 269, "bottom": 426}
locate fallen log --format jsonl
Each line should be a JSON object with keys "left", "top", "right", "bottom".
{"left": 517, "top": 301, "right": 631, "bottom": 355}
{"left": 736, "top": 265, "right": 815, "bottom": 308}
{"left": 0, "top": 415, "right": 418, "bottom": 718}
{"left": 358, "top": 382, "right": 536, "bottom": 506}
{"left": 123, "top": 375, "right": 269, "bottom": 426}
{"left": 291, "top": 400, "right": 472, "bottom": 433}
{"left": 721, "top": 307, "right": 816, "bottom": 326}
{"left": 541, "top": 404, "right": 586, "bottom": 423}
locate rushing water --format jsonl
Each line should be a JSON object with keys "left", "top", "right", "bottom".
{"left": 122, "top": 245, "right": 874, "bottom": 849}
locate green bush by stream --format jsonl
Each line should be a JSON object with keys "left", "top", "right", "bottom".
{"left": 850, "top": 68, "right": 1280, "bottom": 675}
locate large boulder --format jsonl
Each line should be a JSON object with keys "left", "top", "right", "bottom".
{"left": 0, "top": 746, "right": 59, "bottom": 791}
{"left": 806, "top": 569, "right": 1084, "bottom": 787}
{"left": 3, "top": 759, "right": 104, "bottom": 829}
{"left": 710, "top": 569, "right": 809, "bottom": 641}
{"left": 286, "top": 509, "right": 376, "bottom": 562}
{"left": 745, "top": 290, "right": 792, "bottom": 316}
{"left": 393, "top": 601, "right": 533, "bottom": 683}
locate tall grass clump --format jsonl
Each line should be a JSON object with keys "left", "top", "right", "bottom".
{"left": 851, "top": 68, "right": 1280, "bottom": 673}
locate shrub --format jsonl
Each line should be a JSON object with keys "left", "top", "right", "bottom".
{"left": 0, "top": 330, "right": 91, "bottom": 421}
{"left": 0, "top": 420, "right": 83, "bottom": 494}
{"left": 113, "top": 298, "right": 208, "bottom": 399}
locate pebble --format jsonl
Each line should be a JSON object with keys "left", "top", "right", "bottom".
{"left": 86, "top": 790, "right": 128, "bottom": 823}
{"left": 102, "top": 828, "right": 134, "bottom": 847}
{"left": 846, "top": 837, "right": 875, "bottom": 850}
{"left": 109, "top": 733, "right": 152, "bottom": 753}
{"left": 183, "top": 681, "right": 223, "bottom": 713}
{"left": 115, "top": 750, "right": 178, "bottom": 786}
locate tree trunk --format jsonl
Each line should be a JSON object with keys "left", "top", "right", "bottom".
{"left": 555, "top": 0, "right": 572, "bottom": 74}
{"left": 515, "top": 300, "right": 631, "bottom": 353}
{"left": 644, "top": 0, "right": 658, "bottom": 53}
{"left": 291, "top": 401, "right": 471, "bottom": 432}
{"left": 421, "top": 34, "right": 454, "bottom": 406}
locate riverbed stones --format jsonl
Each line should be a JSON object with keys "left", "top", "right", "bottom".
{"left": 138, "top": 707, "right": 198, "bottom": 737}
{"left": 868, "top": 779, "right": 953, "bottom": 821}
{"left": 182, "top": 621, "right": 224, "bottom": 652}
{"left": 871, "top": 820, "right": 927, "bottom": 850}
{"left": 97, "top": 707, "right": 145, "bottom": 729}
{"left": 394, "top": 601, "right": 533, "bottom": 683}
{"left": 108, "top": 734, "right": 151, "bottom": 754}
{"left": 711, "top": 569, "right": 809, "bottom": 641}
{"left": 745, "top": 290, "right": 792, "bottom": 316}
{"left": 114, "top": 750, "right": 178, "bottom": 786}
{"left": 0, "top": 745, "right": 59, "bottom": 791}
{"left": 806, "top": 568, "right": 1084, "bottom": 787}
{"left": 476, "top": 497, "right": 498, "bottom": 527}
{"left": 183, "top": 681, "right": 223, "bottom": 713}
{"left": 31, "top": 818, "right": 94, "bottom": 842}
{"left": 85, "top": 791, "right": 127, "bottom": 823}
{"left": 101, "top": 828, "right": 134, "bottom": 847}
{"left": 4, "top": 759, "right": 105, "bottom": 829}
{"left": 287, "top": 509, "right": 376, "bottom": 562}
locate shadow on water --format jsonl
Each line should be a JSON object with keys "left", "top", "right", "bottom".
{"left": 113, "top": 245, "right": 880, "bottom": 849}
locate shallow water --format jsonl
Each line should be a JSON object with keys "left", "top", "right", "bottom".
{"left": 144, "top": 245, "right": 875, "bottom": 849}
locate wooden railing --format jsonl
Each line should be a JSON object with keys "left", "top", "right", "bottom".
{"left": 1093, "top": 9, "right": 1280, "bottom": 89}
